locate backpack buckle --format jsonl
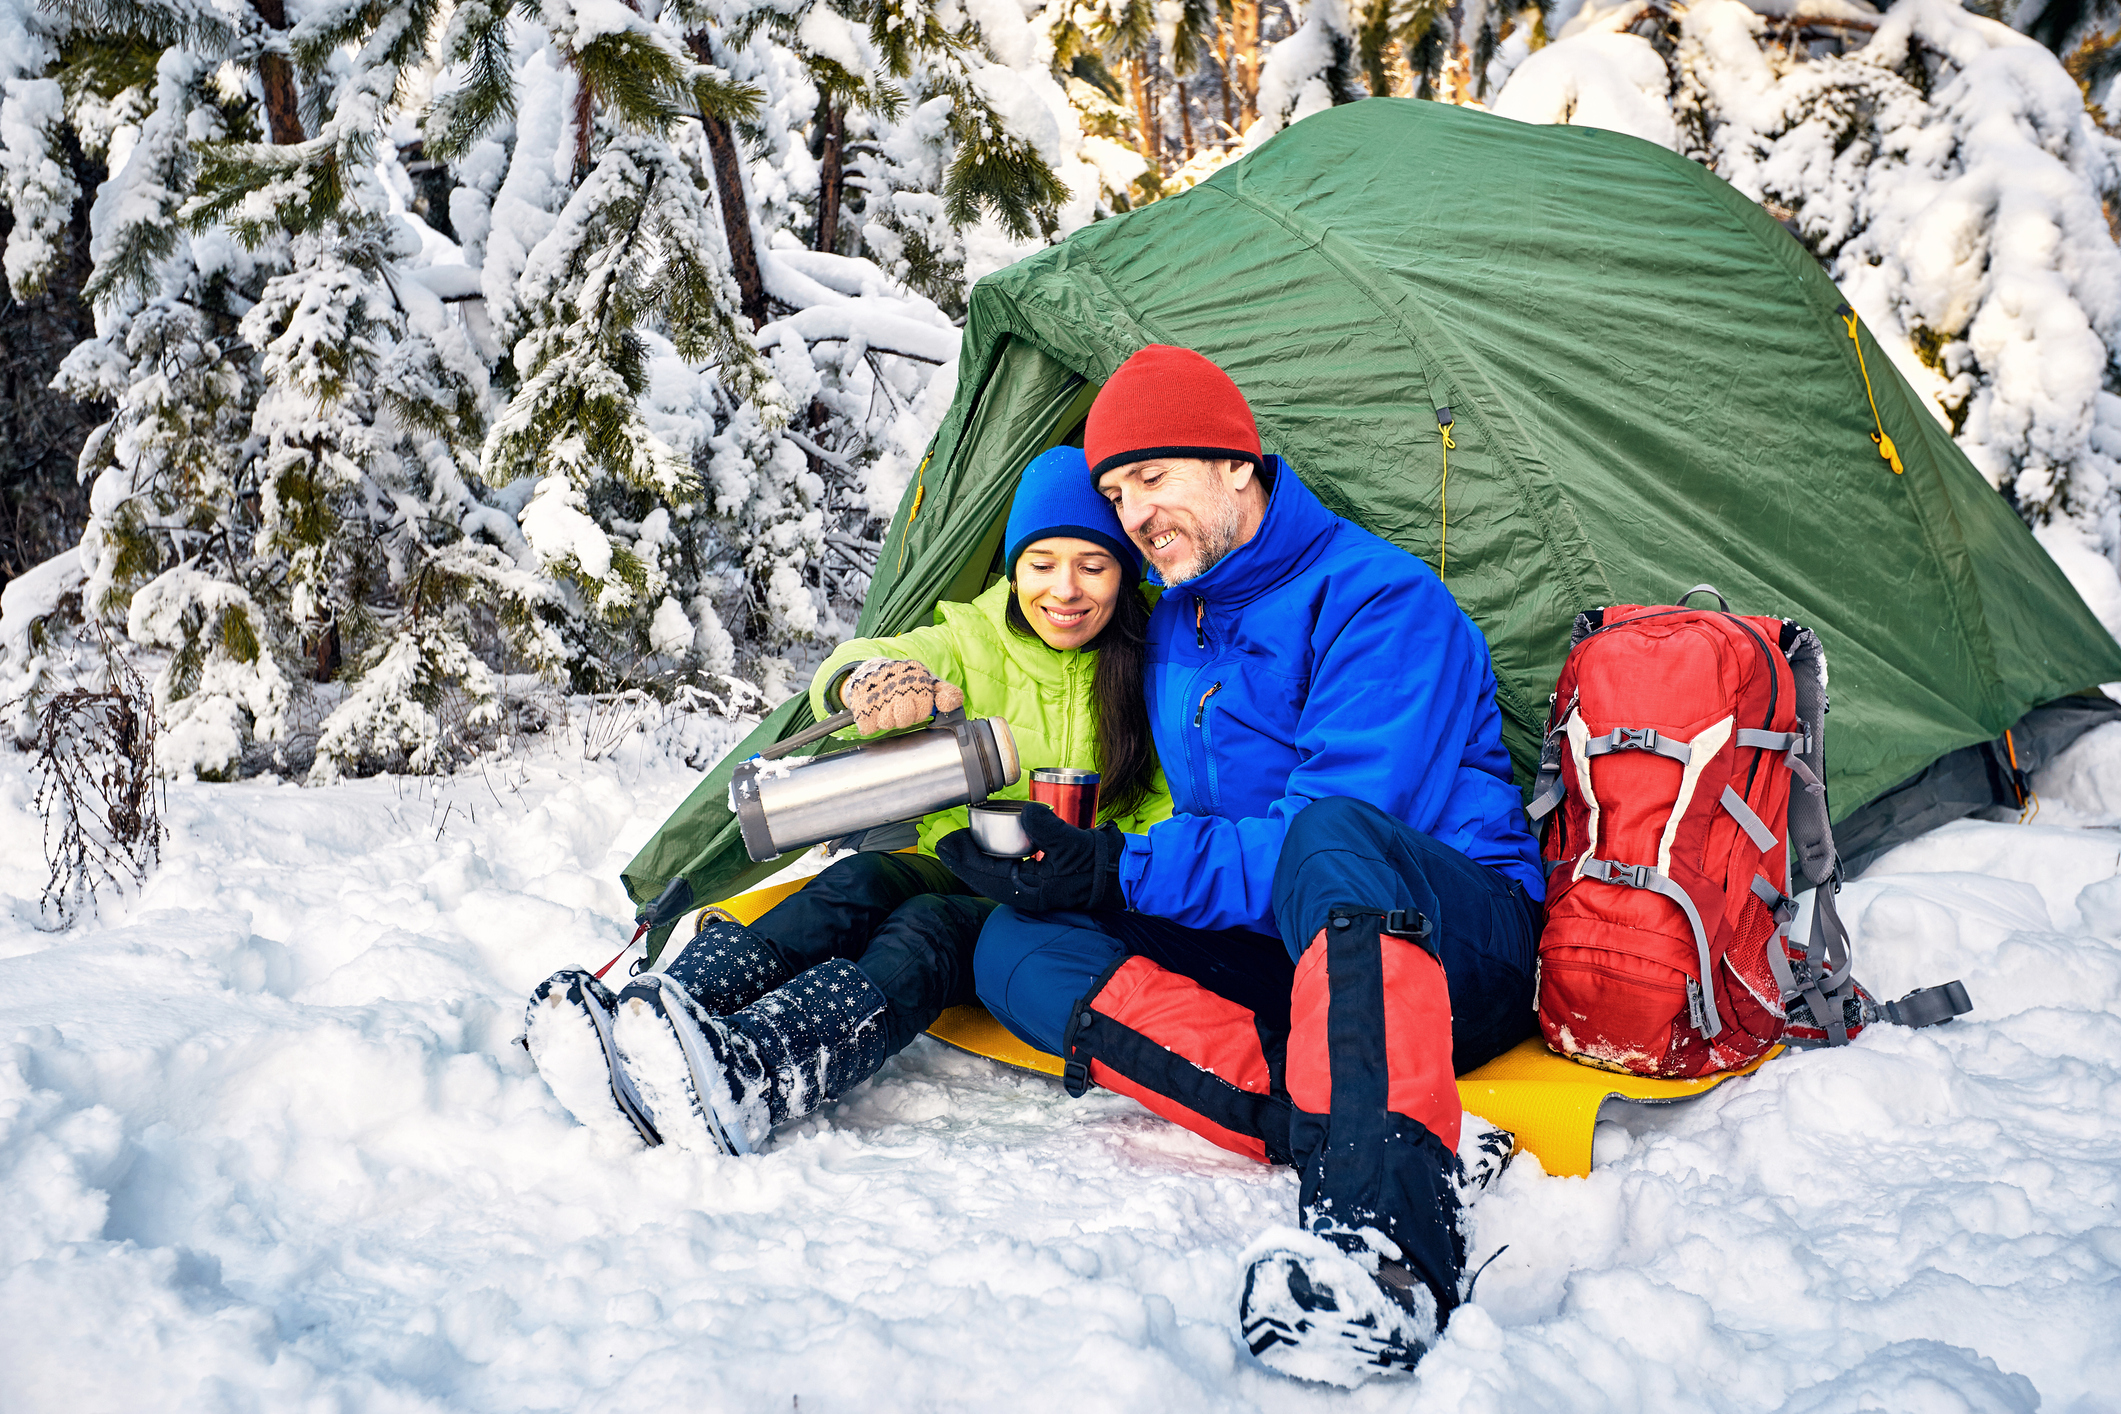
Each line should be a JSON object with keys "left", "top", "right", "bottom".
{"left": 1587, "top": 857, "right": 1652, "bottom": 889}
{"left": 1382, "top": 908, "right": 1433, "bottom": 944}
{"left": 1062, "top": 1056, "right": 1089, "bottom": 1098}
{"left": 1611, "top": 727, "right": 1658, "bottom": 753}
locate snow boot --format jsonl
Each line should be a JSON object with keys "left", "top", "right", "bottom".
{"left": 1237, "top": 1227, "right": 1443, "bottom": 1388}
{"left": 525, "top": 968, "right": 660, "bottom": 1147}
{"left": 652, "top": 909, "right": 793, "bottom": 1014}
{"left": 1456, "top": 1119, "right": 1515, "bottom": 1203}
{"left": 610, "top": 958, "right": 890, "bottom": 1156}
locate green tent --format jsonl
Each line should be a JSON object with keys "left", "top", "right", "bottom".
{"left": 624, "top": 97, "right": 2121, "bottom": 928}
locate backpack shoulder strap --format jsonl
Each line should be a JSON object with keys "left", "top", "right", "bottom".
{"left": 1780, "top": 622, "right": 1837, "bottom": 892}
{"left": 1774, "top": 623, "right": 1863, "bottom": 1043}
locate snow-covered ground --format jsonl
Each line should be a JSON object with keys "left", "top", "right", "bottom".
{"left": 3, "top": 717, "right": 2119, "bottom": 1412}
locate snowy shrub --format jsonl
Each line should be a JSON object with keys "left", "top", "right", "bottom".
{"left": 23, "top": 624, "right": 162, "bottom": 927}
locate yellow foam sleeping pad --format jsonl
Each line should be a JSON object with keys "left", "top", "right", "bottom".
{"left": 712, "top": 875, "right": 1779, "bottom": 1178}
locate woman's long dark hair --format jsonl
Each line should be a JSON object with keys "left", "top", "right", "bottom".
{"left": 1006, "top": 581, "right": 1157, "bottom": 824}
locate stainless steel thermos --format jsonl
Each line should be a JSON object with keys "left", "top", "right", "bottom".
{"left": 729, "top": 712, "right": 1020, "bottom": 863}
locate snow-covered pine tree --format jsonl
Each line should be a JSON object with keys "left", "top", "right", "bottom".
{"left": 570, "top": 0, "right": 1092, "bottom": 684}
{"left": 29, "top": 0, "right": 555, "bottom": 779}
{"left": 432, "top": 0, "right": 781, "bottom": 695}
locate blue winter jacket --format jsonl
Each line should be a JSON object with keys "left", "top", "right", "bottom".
{"left": 1119, "top": 458, "right": 1545, "bottom": 935}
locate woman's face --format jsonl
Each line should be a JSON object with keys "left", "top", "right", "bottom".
{"left": 1015, "top": 537, "right": 1123, "bottom": 651}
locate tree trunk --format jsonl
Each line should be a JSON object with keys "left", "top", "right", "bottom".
{"left": 247, "top": 0, "right": 305, "bottom": 144}
{"left": 572, "top": 76, "right": 594, "bottom": 181}
{"left": 1130, "top": 56, "right": 1157, "bottom": 172}
{"left": 1218, "top": 17, "right": 1237, "bottom": 135}
{"left": 815, "top": 101, "right": 844, "bottom": 254}
{"left": 311, "top": 620, "right": 341, "bottom": 683}
{"left": 1445, "top": 1, "right": 1471, "bottom": 105}
{"left": 685, "top": 36, "right": 768, "bottom": 330}
{"left": 1232, "top": 0, "right": 1261, "bottom": 128}
{"left": 1179, "top": 82, "right": 1195, "bottom": 159}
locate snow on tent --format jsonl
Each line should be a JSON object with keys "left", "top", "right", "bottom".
{"left": 624, "top": 96, "right": 2121, "bottom": 931}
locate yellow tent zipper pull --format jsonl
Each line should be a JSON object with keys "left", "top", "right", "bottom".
{"left": 896, "top": 453, "right": 931, "bottom": 572}
{"left": 1436, "top": 406, "right": 1456, "bottom": 576}
{"left": 1838, "top": 305, "right": 1904, "bottom": 475}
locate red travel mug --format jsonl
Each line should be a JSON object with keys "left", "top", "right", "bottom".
{"left": 1029, "top": 767, "right": 1101, "bottom": 829}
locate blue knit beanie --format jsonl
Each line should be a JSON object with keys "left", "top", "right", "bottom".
{"left": 1003, "top": 445, "right": 1142, "bottom": 579}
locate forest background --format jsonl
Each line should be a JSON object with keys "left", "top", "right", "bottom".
{"left": 4, "top": 0, "right": 2121, "bottom": 783}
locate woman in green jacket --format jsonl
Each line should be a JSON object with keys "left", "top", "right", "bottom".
{"left": 527, "top": 446, "right": 1169, "bottom": 1153}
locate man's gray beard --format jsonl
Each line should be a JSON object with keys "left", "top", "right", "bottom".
{"left": 1155, "top": 495, "right": 1247, "bottom": 586}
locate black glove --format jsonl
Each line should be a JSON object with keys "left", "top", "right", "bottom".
{"left": 936, "top": 803, "right": 1128, "bottom": 914}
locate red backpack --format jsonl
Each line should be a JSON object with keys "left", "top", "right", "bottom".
{"left": 1526, "top": 586, "right": 1865, "bottom": 1079}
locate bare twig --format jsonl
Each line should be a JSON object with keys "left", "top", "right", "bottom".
{"left": 30, "top": 623, "right": 164, "bottom": 928}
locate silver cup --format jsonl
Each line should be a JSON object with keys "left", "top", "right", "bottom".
{"left": 968, "top": 800, "right": 1036, "bottom": 857}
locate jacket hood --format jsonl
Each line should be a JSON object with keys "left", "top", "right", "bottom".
{"left": 1148, "top": 456, "right": 1337, "bottom": 606}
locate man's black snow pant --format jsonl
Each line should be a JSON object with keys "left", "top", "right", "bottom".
{"left": 975, "top": 797, "right": 1541, "bottom": 1315}
{"left": 751, "top": 851, "right": 994, "bottom": 1055}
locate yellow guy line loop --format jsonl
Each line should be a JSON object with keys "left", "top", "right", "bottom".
{"left": 1436, "top": 406, "right": 1457, "bottom": 577}
{"left": 1840, "top": 306, "right": 1904, "bottom": 475}
{"left": 2006, "top": 728, "right": 2041, "bottom": 824}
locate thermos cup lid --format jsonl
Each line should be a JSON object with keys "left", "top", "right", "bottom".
{"left": 968, "top": 800, "right": 1037, "bottom": 857}
{"left": 989, "top": 716, "right": 1021, "bottom": 789}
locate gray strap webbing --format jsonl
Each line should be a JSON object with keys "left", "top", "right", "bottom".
{"left": 1721, "top": 786, "right": 1779, "bottom": 852}
{"left": 1528, "top": 700, "right": 1574, "bottom": 823}
{"left": 1579, "top": 856, "right": 1724, "bottom": 1037}
{"left": 1809, "top": 885, "right": 1854, "bottom": 997}
{"left": 1782, "top": 625, "right": 1837, "bottom": 891}
{"left": 1584, "top": 727, "right": 1693, "bottom": 765}
{"left": 1751, "top": 875, "right": 1800, "bottom": 1000}
{"left": 1778, "top": 622, "right": 1864, "bottom": 1044}
{"left": 1736, "top": 727, "right": 1803, "bottom": 753}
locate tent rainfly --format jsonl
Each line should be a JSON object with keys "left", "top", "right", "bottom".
{"left": 624, "top": 98, "right": 2121, "bottom": 939}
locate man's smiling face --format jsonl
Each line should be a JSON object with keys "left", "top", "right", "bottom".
{"left": 1095, "top": 456, "right": 1258, "bottom": 585}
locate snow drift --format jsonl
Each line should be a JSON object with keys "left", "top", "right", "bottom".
{"left": 1, "top": 719, "right": 2117, "bottom": 1409}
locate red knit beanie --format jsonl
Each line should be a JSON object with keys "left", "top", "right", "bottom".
{"left": 1084, "top": 345, "right": 1262, "bottom": 479}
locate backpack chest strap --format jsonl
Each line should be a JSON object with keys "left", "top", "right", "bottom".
{"left": 1584, "top": 727, "right": 1693, "bottom": 765}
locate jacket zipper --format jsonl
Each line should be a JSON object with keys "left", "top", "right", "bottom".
{"left": 1179, "top": 601, "right": 1219, "bottom": 813}
{"left": 1065, "top": 649, "right": 1081, "bottom": 762}
{"left": 1195, "top": 682, "right": 1224, "bottom": 809}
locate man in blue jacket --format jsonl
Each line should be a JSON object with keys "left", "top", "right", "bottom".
{"left": 939, "top": 345, "right": 1543, "bottom": 1386}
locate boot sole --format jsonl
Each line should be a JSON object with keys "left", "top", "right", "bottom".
{"left": 1237, "top": 1241, "right": 1435, "bottom": 1387}
{"left": 612, "top": 977, "right": 752, "bottom": 1157}
{"left": 526, "top": 973, "right": 661, "bottom": 1147}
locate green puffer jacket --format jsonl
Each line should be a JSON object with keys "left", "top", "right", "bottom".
{"left": 810, "top": 579, "right": 1173, "bottom": 855}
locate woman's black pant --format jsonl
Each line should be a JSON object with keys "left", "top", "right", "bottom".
{"left": 749, "top": 852, "right": 995, "bottom": 1056}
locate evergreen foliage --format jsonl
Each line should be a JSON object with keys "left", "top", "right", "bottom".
{"left": 0, "top": 0, "right": 1135, "bottom": 778}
